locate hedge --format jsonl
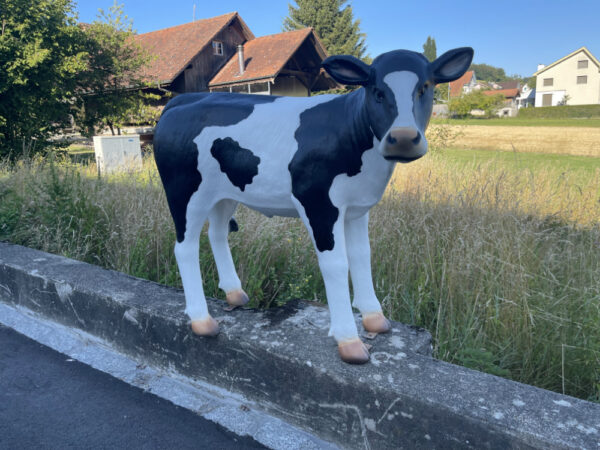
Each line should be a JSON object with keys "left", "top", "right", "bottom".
{"left": 518, "top": 104, "right": 600, "bottom": 119}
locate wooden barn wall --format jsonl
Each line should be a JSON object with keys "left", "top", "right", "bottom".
{"left": 183, "top": 21, "right": 247, "bottom": 92}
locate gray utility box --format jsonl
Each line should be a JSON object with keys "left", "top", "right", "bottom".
{"left": 93, "top": 135, "right": 142, "bottom": 175}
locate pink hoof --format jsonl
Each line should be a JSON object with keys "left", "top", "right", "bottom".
{"left": 338, "top": 338, "right": 370, "bottom": 364}
{"left": 362, "top": 312, "right": 391, "bottom": 334}
{"left": 191, "top": 316, "right": 219, "bottom": 336}
{"left": 226, "top": 289, "right": 250, "bottom": 307}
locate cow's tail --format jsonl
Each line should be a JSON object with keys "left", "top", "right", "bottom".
{"left": 228, "top": 218, "right": 239, "bottom": 233}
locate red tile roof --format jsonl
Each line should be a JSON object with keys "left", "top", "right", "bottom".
{"left": 482, "top": 88, "right": 519, "bottom": 99}
{"left": 209, "top": 28, "right": 320, "bottom": 87}
{"left": 134, "top": 12, "right": 253, "bottom": 84}
{"left": 449, "top": 70, "right": 474, "bottom": 97}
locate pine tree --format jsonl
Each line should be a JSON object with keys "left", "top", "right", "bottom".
{"left": 283, "top": 0, "right": 368, "bottom": 61}
{"left": 423, "top": 36, "right": 437, "bottom": 62}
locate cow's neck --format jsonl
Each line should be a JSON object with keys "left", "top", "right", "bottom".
{"left": 343, "top": 89, "right": 375, "bottom": 152}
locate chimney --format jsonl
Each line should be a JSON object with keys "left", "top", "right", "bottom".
{"left": 237, "top": 45, "right": 245, "bottom": 75}
{"left": 537, "top": 64, "right": 545, "bottom": 71}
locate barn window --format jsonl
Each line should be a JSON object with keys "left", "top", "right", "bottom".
{"left": 212, "top": 41, "right": 223, "bottom": 56}
{"left": 543, "top": 78, "right": 553, "bottom": 87}
{"left": 577, "top": 75, "right": 588, "bottom": 84}
{"left": 578, "top": 60, "right": 588, "bottom": 69}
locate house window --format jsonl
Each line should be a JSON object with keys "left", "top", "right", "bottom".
{"left": 542, "top": 93, "right": 552, "bottom": 106}
{"left": 212, "top": 41, "right": 223, "bottom": 56}
{"left": 543, "top": 78, "right": 553, "bottom": 87}
{"left": 577, "top": 75, "right": 587, "bottom": 84}
{"left": 578, "top": 60, "right": 588, "bottom": 69}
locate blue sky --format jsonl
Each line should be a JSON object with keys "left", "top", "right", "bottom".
{"left": 75, "top": 0, "right": 600, "bottom": 78}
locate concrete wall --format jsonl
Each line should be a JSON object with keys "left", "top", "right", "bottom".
{"left": 535, "top": 49, "right": 600, "bottom": 106}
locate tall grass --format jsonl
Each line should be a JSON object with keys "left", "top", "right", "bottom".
{"left": 0, "top": 153, "right": 598, "bottom": 402}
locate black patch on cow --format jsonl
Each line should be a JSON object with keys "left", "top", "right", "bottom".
{"left": 153, "top": 92, "right": 277, "bottom": 242}
{"left": 289, "top": 89, "right": 374, "bottom": 252}
{"left": 210, "top": 138, "right": 260, "bottom": 192}
{"left": 228, "top": 218, "right": 239, "bottom": 233}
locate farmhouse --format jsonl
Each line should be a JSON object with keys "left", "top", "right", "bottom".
{"left": 449, "top": 70, "right": 477, "bottom": 98}
{"left": 134, "top": 12, "right": 337, "bottom": 98}
{"left": 533, "top": 46, "right": 600, "bottom": 106}
{"left": 482, "top": 88, "right": 520, "bottom": 117}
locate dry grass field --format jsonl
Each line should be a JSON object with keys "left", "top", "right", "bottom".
{"left": 445, "top": 125, "right": 600, "bottom": 156}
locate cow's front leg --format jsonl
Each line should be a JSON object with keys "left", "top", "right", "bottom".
{"left": 208, "top": 200, "right": 249, "bottom": 307}
{"left": 345, "top": 213, "right": 391, "bottom": 334}
{"left": 294, "top": 202, "right": 369, "bottom": 364}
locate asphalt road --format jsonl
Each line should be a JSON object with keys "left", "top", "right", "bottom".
{"left": 0, "top": 325, "right": 265, "bottom": 449}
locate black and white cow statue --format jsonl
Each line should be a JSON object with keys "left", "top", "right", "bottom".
{"left": 154, "top": 47, "right": 473, "bottom": 364}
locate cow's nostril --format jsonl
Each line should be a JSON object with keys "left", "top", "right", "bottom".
{"left": 387, "top": 134, "right": 397, "bottom": 144}
{"left": 412, "top": 132, "right": 421, "bottom": 145}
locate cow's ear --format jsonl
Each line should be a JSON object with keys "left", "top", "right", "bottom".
{"left": 431, "top": 47, "right": 474, "bottom": 84}
{"left": 322, "top": 55, "right": 372, "bottom": 86}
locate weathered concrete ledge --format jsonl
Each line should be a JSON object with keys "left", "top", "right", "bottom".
{"left": 0, "top": 242, "right": 599, "bottom": 449}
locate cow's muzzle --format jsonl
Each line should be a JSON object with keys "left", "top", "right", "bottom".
{"left": 382, "top": 127, "right": 426, "bottom": 162}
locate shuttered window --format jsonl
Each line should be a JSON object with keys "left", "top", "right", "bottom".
{"left": 578, "top": 60, "right": 588, "bottom": 69}
{"left": 543, "top": 78, "right": 553, "bottom": 87}
{"left": 577, "top": 75, "right": 588, "bottom": 84}
{"left": 542, "top": 93, "right": 552, "bottom": 106}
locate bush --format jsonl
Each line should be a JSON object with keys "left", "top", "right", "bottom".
{"left": 448, "top": 90, "right": 504, "bottom": 118}
{"left": 518, "top": 104, "right": 600, "bottom": 119}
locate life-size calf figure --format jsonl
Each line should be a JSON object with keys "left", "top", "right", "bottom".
{"left": 153, "top": 47, "right": 473, "bottom": 364}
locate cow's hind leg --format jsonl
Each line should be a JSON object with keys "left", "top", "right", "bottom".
{"left": 208, "top": 200, "right": 249, "bottom": 307}
{"left": 174, "top": 198, "right": 218, "bottom": 336}
{"left": 345, "top": 213, "right": 391, "bottom": 334}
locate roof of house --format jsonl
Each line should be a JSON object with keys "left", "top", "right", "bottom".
{"left": 482, "top": 88, "right": 520, "bottom": 99}
{"left": 134, "top": 12, "right": 254, "bottom": 85}
{"left": 533, "top": 46, "right": 600, "bottom": 76}
{"left": 209, "top": 28, "right": 326, "bottom": 87}
{"left": 497, "top": 80, "right": 520, "bottom": 90}
{"left": 449, "top": 71, "right": 475, "bottom": 97}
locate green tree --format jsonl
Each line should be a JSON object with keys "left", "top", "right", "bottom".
{"left": 0, "top": 0, "right": 88, "bottom": 158}
{"left": 434, "top": 83, "right": 449, "bottom": 104}
{"left": 525, "top": 76, "right": 537, "bottom": 89}
{"left": 469, "top": 63, "right": 507, "bottom": 82}
{"left": 448, "top": 90, "right": 504, "bottom": 118}
{"left": 283, "top": 0, "right": 369, "bottom": 61}
{"left": 77, "top": 2, "right": 157, "bottom": 136}
{"left": 422, "top": 36, "right": 436, "bottom": 62}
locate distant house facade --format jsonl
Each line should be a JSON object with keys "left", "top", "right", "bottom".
{"left": 533, "top": 47, "right": 600, "bottom": 107}
{"left": 516, "top": 84, "right": 535, "bottom": 109}
{"left": 449, "top": 70, "right": 477, "bottom": 98}
{"left": 482, "top": 88, "right": 520, "bottom": 117}
{"left": 134, "top": 12, "right": 337, "bottom": 99}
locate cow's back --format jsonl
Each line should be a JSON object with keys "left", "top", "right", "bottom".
{"left": 153, "top": 93, "right": 279, "bottom": 241}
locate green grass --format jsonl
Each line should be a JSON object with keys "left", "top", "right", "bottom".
{"left": 67, "top": 145, "right": 93, "bottom": 154}
{"left": 0, "top": 154, "right": 598, "bottom": 403}
{"left": 441, "top": 147, "right": 600, "bottom": 178}
{"left": 430, "top": 117, "right": 600, "bottom": 127}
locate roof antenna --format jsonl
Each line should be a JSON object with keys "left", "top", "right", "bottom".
{"left": 193, "top": 3, "right": 196, "bottom": 22}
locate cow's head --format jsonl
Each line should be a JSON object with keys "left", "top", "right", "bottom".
{"left": 322, "top": 47, "right": 473, "bottom": 162}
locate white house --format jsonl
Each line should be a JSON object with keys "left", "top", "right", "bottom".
{"left": 533, "top": 47, "right": 600, "bottom": 107}
{"left": 516, "top": 84, "right": 535, "bottom": 109}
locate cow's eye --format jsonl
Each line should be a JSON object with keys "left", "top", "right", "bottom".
{"left": 418, "top": 84, "right": 428, "bottom": 97}
{"left": 373, "top": 88, "right": 385, "bottom": 103}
